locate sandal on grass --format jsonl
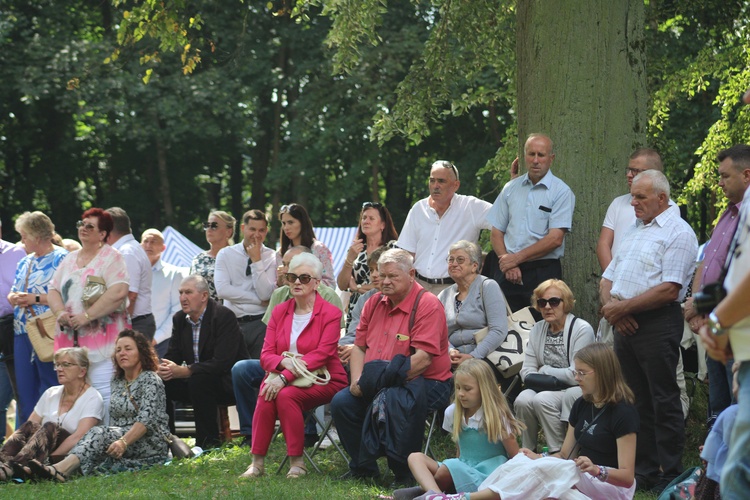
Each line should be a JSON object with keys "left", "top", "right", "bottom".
{"left": 27, "top": 459, "right": 67, "bottom": 483}
{"left": 0, "top": 462, "right": 11, "bottom": 482}
{"left": 286, "top": 465, "right": 308, "bottom": 479}
{"left": 239, "top": 464, "right": 265, "bottom": 478}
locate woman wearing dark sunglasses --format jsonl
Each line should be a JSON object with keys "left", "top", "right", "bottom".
{"left": 239, "top": 252, "right": 347, "bottom": 479}
{"left": 337, "top": 202, "right": 398, "bottom": 328}
{"left": 278, "top": 204, "right": 335, "bottom": 288}
{"left": 514, "top": 279, "right": 595, "bottom": 456}
{"left": 189, "top": 211, "right": 236, "bottom": 301}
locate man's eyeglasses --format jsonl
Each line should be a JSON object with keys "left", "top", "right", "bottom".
{"left": 203, "top": 222, "right": 221, "bottom": 230}
{"left": 626, "top": 167, "right": 646, "bottom": 176}
{"left": 436, "top": 161, "right": 459, "bottom": 181}
{"left": 573, "top": 369, "right": 594, "bottom": 378}
{"left": 54, "top": 362, "right": 79, "bottom": 370}
{"left": 285, "top": 273, "right": 314, "bottom": 284}
{"left": 76, "top": 221, "right": 97, "bottom": 231}
{"left": 537, "top": 297, "right": 563, "bottom": 308}
{"left": 446, "top": 256, "right": 468, "bottom": 265}
{"left": 362, "top": 202, "right": 383, "bottom": 210}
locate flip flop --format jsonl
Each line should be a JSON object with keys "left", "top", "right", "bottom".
{"left": 239, "top": 464, "right": 265, "bottom": 478}
{"left": 286, "top": 465, "right": 308, "bottom": 479}
{"left": 27, "top": 459, "right": 67, "bottom": 483}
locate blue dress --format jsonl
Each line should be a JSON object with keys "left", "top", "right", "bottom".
{"left": 440, "top": 406, "right": 510, "bottom": 492}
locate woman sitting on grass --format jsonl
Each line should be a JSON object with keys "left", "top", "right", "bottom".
{"left": 25, "top": 330, "right": 170, "bottom": 482}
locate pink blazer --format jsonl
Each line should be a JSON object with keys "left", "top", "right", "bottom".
{"left": 260, "top": 293, "right": 347, "bottom": 386}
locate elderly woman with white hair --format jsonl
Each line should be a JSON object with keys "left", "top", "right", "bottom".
{"left": 438, "top": 240, "right": 508, "bottom": 369}
{"left": 239, "top": 252, "right": 347, "bottom": 479}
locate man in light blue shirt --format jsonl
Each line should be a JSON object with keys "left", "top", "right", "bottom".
{"left": 141, "top": 229, "right": 187, "bottom": 357}
{"left": 488, "top": 133, "right": 575, "bottom": 312}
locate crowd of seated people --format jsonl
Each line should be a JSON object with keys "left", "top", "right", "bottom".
{"left": 1, "top": 140, "right": 749, "bottom": 500}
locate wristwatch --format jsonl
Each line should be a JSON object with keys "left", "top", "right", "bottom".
{"left": 35, "top": 294, "right": 40, "bottom": 303}
{"left": 707, "top": 311, "right": 727, "bottom": 336}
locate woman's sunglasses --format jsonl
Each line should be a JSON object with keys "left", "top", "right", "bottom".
{"left": 285, "top": 273, "right": 315, "bottom": 284}
{"left": 537, "top": 297, "right": 563, "bottom": 308}
{"left": 76, "top": 221, "right": 97, "bottom": 231}
{"left": 202, "top": 222, "right": 222, "bottom": 230}
{"left": 362, "top": 202, "right": 383, "bottom": 209}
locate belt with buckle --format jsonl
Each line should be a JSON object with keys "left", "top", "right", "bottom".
{"left": 415, "top": 272, "right": 454, "bottom": 285}
{"left": 237, "top": 314, "right": 264, "bottom": 323}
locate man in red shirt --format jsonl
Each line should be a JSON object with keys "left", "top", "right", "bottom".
{"left": 331, "top": 249, "right": 452, "bottom": 484}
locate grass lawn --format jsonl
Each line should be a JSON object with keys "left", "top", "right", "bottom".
{"left": 2, "top": 378, "right": 709, "bottom": 499}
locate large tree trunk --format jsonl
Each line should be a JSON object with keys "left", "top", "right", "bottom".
{"left": 516, "top": 0, "right": 647, "bottom": 322}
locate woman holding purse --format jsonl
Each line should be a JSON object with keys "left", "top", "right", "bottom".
{"left": 513, "top": 279, "right": 594, "bottom": 454}
{"left": 437, "top": 240, "right": 508, "bottom": 369}
{"left": 239, "top": 253, "right": 347, "bottom": 479}
{"left": 47, "top": 208, "right": 130, "bottom": 413}
{"left": 8, "top": 211, "right": 68, "bottom": 422}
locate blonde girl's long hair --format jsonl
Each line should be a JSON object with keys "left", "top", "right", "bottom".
{"left": 451, "top": 359, "right": 525, "bottom": 443}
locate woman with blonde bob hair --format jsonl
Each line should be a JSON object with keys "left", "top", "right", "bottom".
{"left": 514, "top": 279, "right": 595, "bottom": 454}
{"left": 190, "top": 210, "right": 236, "bottom": 300}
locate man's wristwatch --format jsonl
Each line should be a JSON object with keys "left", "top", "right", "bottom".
{"left": 707, "top": 311, "right": 727, "bottom": 336}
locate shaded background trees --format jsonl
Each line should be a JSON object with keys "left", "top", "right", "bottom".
{"left": 1, "top": 0, "right": 749, "bottom": 318}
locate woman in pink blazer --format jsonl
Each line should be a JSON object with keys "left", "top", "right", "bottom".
{"left": 240, "top": 252, "right": 347, "bottom": 479}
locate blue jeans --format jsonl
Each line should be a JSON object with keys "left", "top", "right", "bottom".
{"left": 331, "top": 378, "right": 452, "bottom": 476}
{"left": 707, "top": 355, "right": 735, "bottom": 418}
{"left": 722, "top": 362, "right": 750, "bottom": 499}
{"left": 0, "top": 360, "right": 14, "bottom": 440}
{"left": 231, "top": 359, "right": 265, "bottom": 437}
{"left": 14, "top": 333, "right": 57, "bottom": 422}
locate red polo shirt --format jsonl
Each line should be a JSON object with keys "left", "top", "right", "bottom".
{"left": 355, "top": 281, "right": 452, "bottom": 381}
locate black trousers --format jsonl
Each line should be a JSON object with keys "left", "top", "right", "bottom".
{"left": 164, "top": 372, "right": 235, "bottom": 449}
{"left": 614, "top": 302, "right": 685, "bottom": 483}
{"left": 496, "top": 258, "right": 562, "bottom": 315}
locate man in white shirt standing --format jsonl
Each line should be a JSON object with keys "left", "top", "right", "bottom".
{"left": 397, "top": 160, "right": 491, "bottom": 295}
{"left": 106, "top": 207, "right": 155, "bottom": 340}
{"left": 214, "top": 209, "right": 277, "bottom": 358}
{"left": 141, "top": 228, "right": 187, "bottom": 358}
{"left": 600, "top": 170, "right": 698, "bottom": 493}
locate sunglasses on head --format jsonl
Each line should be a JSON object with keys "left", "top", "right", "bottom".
{"left": 362, "top": 202, "right": 383, "bottom": 210}
{"left": 285, "top": 273, "right": 315, "bottom": 284}
{"left": 202, "top": 222, "right": 221, "bottom": 230}
{"left": 537, "top": 297, "right": 563, "bottom": 308}
{"left": 76, "top": 221, "right": 97, "bottom": 231}
{"left": 279, "top": 204, "right": 298, "bottom": 214}
{"left": 436, "top": 161, "right": 459, "bottom": 181}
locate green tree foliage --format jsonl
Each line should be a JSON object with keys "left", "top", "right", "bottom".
{"left": 646, "top": 0, "right": 750, "bottom": 240}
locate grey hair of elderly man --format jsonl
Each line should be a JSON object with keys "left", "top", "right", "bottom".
{"left": 181, "top": 274, "right": 210, "bottom": 294}
{"left": 377, "top": 248, "right": 414, "bottom": 274}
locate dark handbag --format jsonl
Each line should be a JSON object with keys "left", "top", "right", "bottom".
{"left": 125, "top": 384, "right": 194, "bottom": 459}
{"left": 523, "top": 372, "right": 572, "bottom": 392}
{"left": 523, "top": 317, "right": 578, "bottom": 392}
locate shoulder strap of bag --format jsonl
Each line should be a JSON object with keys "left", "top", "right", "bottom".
{"left": 22, "top": 261, "right": 38, "bottom": 319}
{"left": 566, "top": 316, "right": 578, "bottom": 361}
{"left": 125, "top": 384, "right": 140, "bottom": 412}
{"left": 408, "top": 289, "right": 426, "bottom": 334}
{"left": 565, "top": 403, "right": 606, "bottom": 460}
{"left": 479, "top": 277, "right": 487, "bottom": 323}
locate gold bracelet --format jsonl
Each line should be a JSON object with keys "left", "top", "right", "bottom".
{"left": 84, "top": 311, "right": 91, "bottom": 321}
{"left": 120, "top": 437, "right": 128, "bottom": 449}
{"left": 344, "top": 260, "right": 354, "bottom": 267}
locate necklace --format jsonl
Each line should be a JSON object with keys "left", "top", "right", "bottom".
{"left": 57, "top": 383, "right": 87, "bottom": 428}
{"left": 122, "top": 370, "right": 142, "bottom": 395}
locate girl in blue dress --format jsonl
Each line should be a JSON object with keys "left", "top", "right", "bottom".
{"left": 400, "top": 359, "right": 524, "bottom": 499}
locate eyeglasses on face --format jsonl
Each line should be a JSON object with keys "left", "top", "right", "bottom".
{"left": 573, "top": 369, "right": 594, "bottom": 378}
{"left": 362, "top": 202, "right": 383, "bottom": 210}
{"left": 536, "top": 297, "right": 563, "bottom": 308}
{"left": 285, "top": 273, "right": 314, "bottom": 284}
{"left": 446, "top": 256, "right": 468, "bottom": 265}
{"left": 626, "top": 167, "right": 646, "bottom": 176}
{"left": 76, "top": 221, "right": 97, "bottom": 231}
{"left": 54, "top": 362, "right": 79, "bottom": 370}
{"left": 203, "top": 221, "right": 221, "bottom": 230}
